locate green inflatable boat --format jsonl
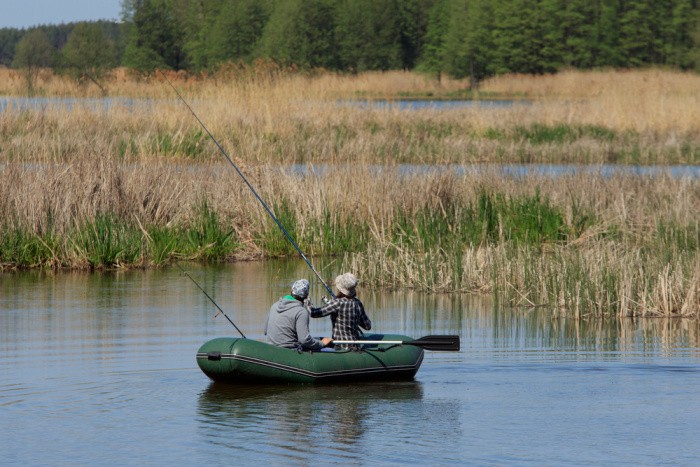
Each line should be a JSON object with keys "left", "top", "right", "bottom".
{"left": 196, "top": 334, "right": 427, "bottom": 384}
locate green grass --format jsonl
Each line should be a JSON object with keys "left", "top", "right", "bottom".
{"left": 390, "top": 188, "right": 591, "bottom": 252}
{"left": 0, "top": 203, "right": 241, "bottom": 270}
{"left": 258, "top": 198, "right": 299, "bottom": 257}
{"left": 182, "top": 201, "right": 238, "bottom": 259}
{"left": 146, "top": 227, "right": 178, "bottom": 265}
{"left": 74, "top": 213, "right": 143, "bottom": 268}
{"left": 0, "top": 226, "right": 60, "bottom": 267}
{"left": 148, "top": 128, "right": 208, "bottom": 158}
{"left": 307, "top": 206, "right": 369, "bottom": 255}
{"left": 482, "top": 123, "right": 617, "bottom": 145}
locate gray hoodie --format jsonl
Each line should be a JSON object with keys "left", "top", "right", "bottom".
{"left": 264, "top": 295, "right": 325, "bottom": 350}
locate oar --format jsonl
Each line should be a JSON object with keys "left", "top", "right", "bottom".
{"left": 334, "top": 335, "right": 460, "bottom": 351}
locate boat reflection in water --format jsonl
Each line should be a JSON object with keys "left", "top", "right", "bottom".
{"left": 197, "top": 381, "right": 426, "bottom": 454}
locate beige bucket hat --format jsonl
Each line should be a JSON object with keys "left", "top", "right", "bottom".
{"left": 335, "top": 272, "right": 358, "bottom": 297}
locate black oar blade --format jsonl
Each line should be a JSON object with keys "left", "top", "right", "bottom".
{"left": 408, "top": 335, "right": 460, "bottom": 351}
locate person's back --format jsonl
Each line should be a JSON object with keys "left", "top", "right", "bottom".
{"left": 264, "top": 279, "right": 331, "bottom": 351}
{"left": 326, "top": 296, "right": 371, "bottom": 342}
{"left": 310, "top": 273, "right": 371, "bottom": 349}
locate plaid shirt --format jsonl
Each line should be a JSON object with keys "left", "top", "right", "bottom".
{"left": 310, "top": 297, "right": 371, "bottom": 348}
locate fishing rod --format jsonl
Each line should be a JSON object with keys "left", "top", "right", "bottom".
{"left": 160, "top": 71, "right": 336, "bottom": 299}
{"left": 175, "top": 263, "right": 246, "bottom": 338}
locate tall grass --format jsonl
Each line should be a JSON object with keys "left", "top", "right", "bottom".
{"left": 1, "top": 67, "right": 698, "bottom": 165}
{"left": 1, "top": 155, "right": 697, "bottom": 317}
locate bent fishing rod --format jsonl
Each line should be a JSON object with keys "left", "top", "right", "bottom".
{"left": 160, "top": 71, "right": 336, "bottom": 299}
{"left": 175, "top": 263, "right": 246, "bottom": 338}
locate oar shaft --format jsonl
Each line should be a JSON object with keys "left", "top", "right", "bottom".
{"left": 335, "top": 335, "right": 460, "bottom": 351}
{"left": 333, "top": 340, "right": 404, "bottom": 345}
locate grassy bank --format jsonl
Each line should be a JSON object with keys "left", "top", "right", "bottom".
{"left": 1, "top": 68, "right": 699, "bottom": 318}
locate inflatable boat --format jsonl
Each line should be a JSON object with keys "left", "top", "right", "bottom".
{"left": 196, "top": 334, "right": 428, "bottom": 384}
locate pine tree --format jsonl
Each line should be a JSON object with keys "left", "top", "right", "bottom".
{"left": 397, "top": 0, "right": 435, "bottom": 69}
{"left": 208, "top": 0, "right": 271, "bottom": 66}
{"left": 540, "top": 0, "right": 598, "bottom": 69}
{"left": 441, "top": 0, "right": 496, "bottom": 85}
{"left": 257, "top": 0, "right": 338, "bottom": 69}
{"left": 123, "top": 0, "right": 185, "bottom": 72}
{"left": 420, "top": 0, "right": 451, "bottom": 80}
{"left": 595, "top": 0, "right": 621, "bottom": 66}
{"left": 335, "top": 0, "right": 402, "bottom": 72}
{"left": 618, "top": 0, "right": 655, "bottom": 66}
{"left": 492, "top": 0, "right": 556, "bottom": 74}
{"left": 0, "top": 28, "right": 23, "bottom": 67}
{"left": 667, "top": 0, "right": 697, "bottom": 68}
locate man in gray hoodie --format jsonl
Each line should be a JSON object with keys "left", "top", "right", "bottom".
{"left": 264, "top": 279, "right": 332, "bottom": 351}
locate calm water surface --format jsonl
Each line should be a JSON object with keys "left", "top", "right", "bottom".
{"left": 0, "top": 96, "right": 513, "bottom": 114}
{"left": 1, "top": 261, "right": 699, "bottom": 465}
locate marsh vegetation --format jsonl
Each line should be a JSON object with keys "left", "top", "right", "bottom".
{"left": 0, "top": 67, "right": 698, "bottom": 318}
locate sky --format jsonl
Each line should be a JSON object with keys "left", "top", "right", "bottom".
{"left": 0, "top": 0, "right": 123, "bottom": 29}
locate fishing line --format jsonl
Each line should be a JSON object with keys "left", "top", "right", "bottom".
{"left": 160, "top": 71, "right": 335, "bottom": 298}
{"left": 175, "top": 262, "right": 246, "bottom": 338}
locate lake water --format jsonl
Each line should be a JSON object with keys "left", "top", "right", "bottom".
{"left": 1, "top": 261, "right": 699, "bottom": 465}
{"left": 289, "top": 163, "right": 700, "bottom": 179}
{"left": 346, "top": 98, "right": 524, "bottom": 110}
{"left": 0, "top": 95, "right": 155, "bottom": 113}
{"left": 0, "top": 96, "right": 516, "bottom": 114}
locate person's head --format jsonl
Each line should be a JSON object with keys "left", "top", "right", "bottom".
{"left": 335, "top": 272, "right": 358, "bottom": 297}
{"left": 291, "top": 279, "right": 310, "bottom": 301}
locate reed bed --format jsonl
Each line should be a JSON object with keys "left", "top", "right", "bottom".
{"left": 1, "top": 157, "right": 697, "bottom": 317}
{"left": 1, "top": 73, "right": 697, "bottom": 166}
{"left": 1, "top": 67, "right": 699, "bottom": 318}
{"left": 1, "top": 104, "right": 696, "bottom": 166}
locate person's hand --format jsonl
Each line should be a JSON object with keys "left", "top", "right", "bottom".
{"left": 321, "top": 337, "right": 332, "bottom": 347}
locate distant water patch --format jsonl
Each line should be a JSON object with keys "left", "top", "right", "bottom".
{"left": 2, "top": 96, "right": 523, "bottom": 114}
{"left": 0, "top": 95, "right": 155, "bottom": 113}
{"left": 288, "top": 163, "right": 700, "bottom": 179}
{"left": 345, "top": 99, "right": 528, "bottom": 110}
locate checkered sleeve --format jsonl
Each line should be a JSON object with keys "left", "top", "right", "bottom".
{"left": 356, "top": 300, "right": 371, "bottom": 331}
{"left": 309, "top": 301, "right": 340, "bottom": 318}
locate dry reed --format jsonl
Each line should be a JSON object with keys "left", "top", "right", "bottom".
{"left": 1, "top": 155, "right": 697, "bottom": 317}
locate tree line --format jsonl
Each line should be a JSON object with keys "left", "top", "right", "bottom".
{"left": 3, "top": 0, "right": 698, "bottom": 92}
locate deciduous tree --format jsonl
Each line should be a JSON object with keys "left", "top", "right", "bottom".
{"left": 12, "top": 29, "right": 53, "bottom": 94}
{"left": 57, "top": 22, "right": 116, "bottom": 94}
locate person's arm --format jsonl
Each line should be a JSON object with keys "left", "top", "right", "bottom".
{"left": 263, "top": 303, "right": 275, "bottom": 336}
{"left": 357, "top": 300, "right": 371, "bottom": 330}
{"left": 296, "top": 310, "right": 325, "bottom": 350}
{"left": 309, "top": 300, "right": 340, "bottom": 318}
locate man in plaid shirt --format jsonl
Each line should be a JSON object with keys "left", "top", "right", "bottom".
{"left": 310, "top": 272, "right": 371, "bottom": 350}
